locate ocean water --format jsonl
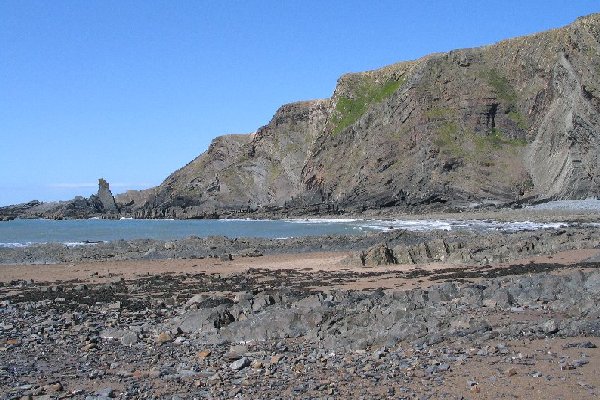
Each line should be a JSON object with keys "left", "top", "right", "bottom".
{"left": 0, "top": 218, "right": 568, "bottom": 247}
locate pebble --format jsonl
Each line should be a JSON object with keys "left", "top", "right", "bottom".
{"left": 572, "top": 359, "right": 589, "bottom": 368}
{"left": 271, "top": 354, "right": 284, "bottom": 364}
{"left": 95, "top": 387, "right": 114, "bottom": 398}
{"left": 120, "top": 331, "right": 138, "bottom": 346}
{"left": 156, "top": 332, "right": 172, "bottom": 345}
{"left": 82, "top": 343, "right": 97, "bottom": 351}
{"left": 560, "top": 362, "right": 576, "bottom": 370}
{"left": 542, "top": 319, "right": 559, "bottom": 334}
{"left": 197, "top": 349, "right": 212, "bottom": 359}
{"left": 467, "top": 380, "right": 480, "bottom": 393}
{"left": 230, "top": 357, "right": 250, "bottom": 371}
{"left": 43, "top": 381, "right": 63, "bottom": 392}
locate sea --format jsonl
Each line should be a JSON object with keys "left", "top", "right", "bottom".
{"left": 0, "top": 218, "right": 568, "bottom": 248}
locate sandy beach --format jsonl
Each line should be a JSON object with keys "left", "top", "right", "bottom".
{"left": 2, "top": 247, "right": 598, "bottom": 288}
{"left": 2, "top": 240, "right": 600, "bottom": 398}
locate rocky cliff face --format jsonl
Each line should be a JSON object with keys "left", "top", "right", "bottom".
{"left": 120, "top": 101, "right": 331, "bottom": 218}
{"left": 4, "top": 14, "right": 599, "bottom": 220}
{"left": 117, "top": 14, "right": 599, "bottom": 218}
{"left": 94, "top": 178, "right": 118, "bottom": 212}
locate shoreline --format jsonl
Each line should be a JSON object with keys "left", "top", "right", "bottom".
{"left": 2, "top": 223, "right": 600, "bottom": 266}
{"left": 3, "top": 202, "right": 600, "bottom": 221}
{"left": 1, "top": 205, "right": 599, "bottom": 258}
{"left": 2, "top": 247, "right": 599, "bottom": 289}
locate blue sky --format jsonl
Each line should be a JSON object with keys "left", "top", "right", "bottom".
{"left": 1, "top": 1, "right": 598, "bottom": 206}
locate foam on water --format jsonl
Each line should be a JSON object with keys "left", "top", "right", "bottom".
{"left": 348, "top": 219, "right": 567, "bottom": 233}
{"left": 0, "top": 217, "right": 570, "bottom": 247}
{"left": 0, "top": 241, "right": 104, "bottom": 248}
{"left": 356, "top": 220, "right": 452, "bottom": 232}
{"left": 287, "top": 218, "right": 359, "bottom": 224}
{"left": 493, "top": 221, "right": 567, "bottom": 231}
{"left": 64, "top": 241, "right": 103, "bottom": 247}
{"left": 0, "top": 242, "right": 35, "bottom": 248}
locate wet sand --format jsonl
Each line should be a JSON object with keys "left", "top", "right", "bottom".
{"left": 2, "top": 244, "right": 600, "bottom": 399}
{"left": 2, "top": 248, "right": 599, "bottom": 292}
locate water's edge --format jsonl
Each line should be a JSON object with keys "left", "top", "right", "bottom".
{"left": 0, "top": 217, "right": 569, "bottom": 248}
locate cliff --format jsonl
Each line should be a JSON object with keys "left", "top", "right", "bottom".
{"left": 115, "top": 14, "right": 599, "bottom": 218}
{"left": 4, "top": 14, "right": 600, "bottom": 220}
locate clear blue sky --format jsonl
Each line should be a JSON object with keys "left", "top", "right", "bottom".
{"left": 1, "top": 1, "right": 598, "bottom": 206}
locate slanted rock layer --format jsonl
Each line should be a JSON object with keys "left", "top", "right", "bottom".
{"left": 2, "top": 14, "right": 600, "bottom": 219}
{"left": 119, "top": 14, "right": 600, "bottom": 219}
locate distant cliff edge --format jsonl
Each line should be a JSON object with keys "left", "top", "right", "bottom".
{"left": 0, "top": 179, "right": 119, "bottom": 221}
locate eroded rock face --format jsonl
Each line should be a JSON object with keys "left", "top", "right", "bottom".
{"left": 116, "top": 14, "right": 600, "bottom": 218}
{"left": 360, "top": 244, "right": 397, "bottom": 266}
{"left": 0, "top": 200, "right": 42, "bottom": 221}
{"left": 358, "top": 228, "right": 600, "bottom": 266}
{"left": 124, "top": 100, "right": 331, "bottom": 219}
{"left": 2, "top": 15, "right": 600, "bottom": 220}
{"left": 95, "top": 178, "right": 117, "bottom": 213}
{"left": 0, "top": 179, "right": 120, "bottom": 219}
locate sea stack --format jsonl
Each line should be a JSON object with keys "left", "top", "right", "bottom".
{"left": 97, "top": 178, "right": 118, "bottom": 212}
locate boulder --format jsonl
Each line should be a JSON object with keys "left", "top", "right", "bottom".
{"left": 360, "top": 244, "right": 397, "bottom": 266}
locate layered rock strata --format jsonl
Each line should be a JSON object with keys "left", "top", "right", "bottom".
{"left": 2, "top": 14, "right": 600, "bottom": 220}
{"left": 118, "top": 14, "right": 600, "bottom": 219}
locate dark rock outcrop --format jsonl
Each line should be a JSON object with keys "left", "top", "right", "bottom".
{"left": 166, "top": 268, "right": 600, "bottom": 350}
{"left": 0, "top": 200, "right": 42, "bottom": 221}
{"left": 0, "top": 179, "right": 120, "bottom": 220}
{"left": 357, "top": 227, "right": 600, "bottom": 266}
{"left": 360, "top": 244, "right": 397, "bottom": 266}
{"left": 93, "top": 178, "right": 117, "bottom": 213}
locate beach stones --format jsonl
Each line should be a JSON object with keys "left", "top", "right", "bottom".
{"left": 230, "top": 357, "right": 250, "bottom": 371}
{"left": 2, "top": 243, "right": 600, "bottom": 399}
{"left": 155, "top": 332, "right": 172, "bottom": 345}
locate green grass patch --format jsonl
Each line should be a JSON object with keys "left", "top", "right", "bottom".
{"left": 474, "top": 129, "right": 526, "bottom": 150}
{"left": 484, "top": 69, "right": 517, "bottom": 107}
{"left": 482, "top": 69, "right": 530, "bottom": 132}
{"left": 507, "top": 110, "right": 528, "bottom": 131}
{"left": 425, "top": 107, "right": 453, "bottom": 120}
{"left": 331, "top": 77, "right": 404, "bottom": 135}
{"left": 433, "top": 124, "right": 526, "bottom": 165}
{"left": 434, "top": 121, "right": 466, "bottom": 157}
